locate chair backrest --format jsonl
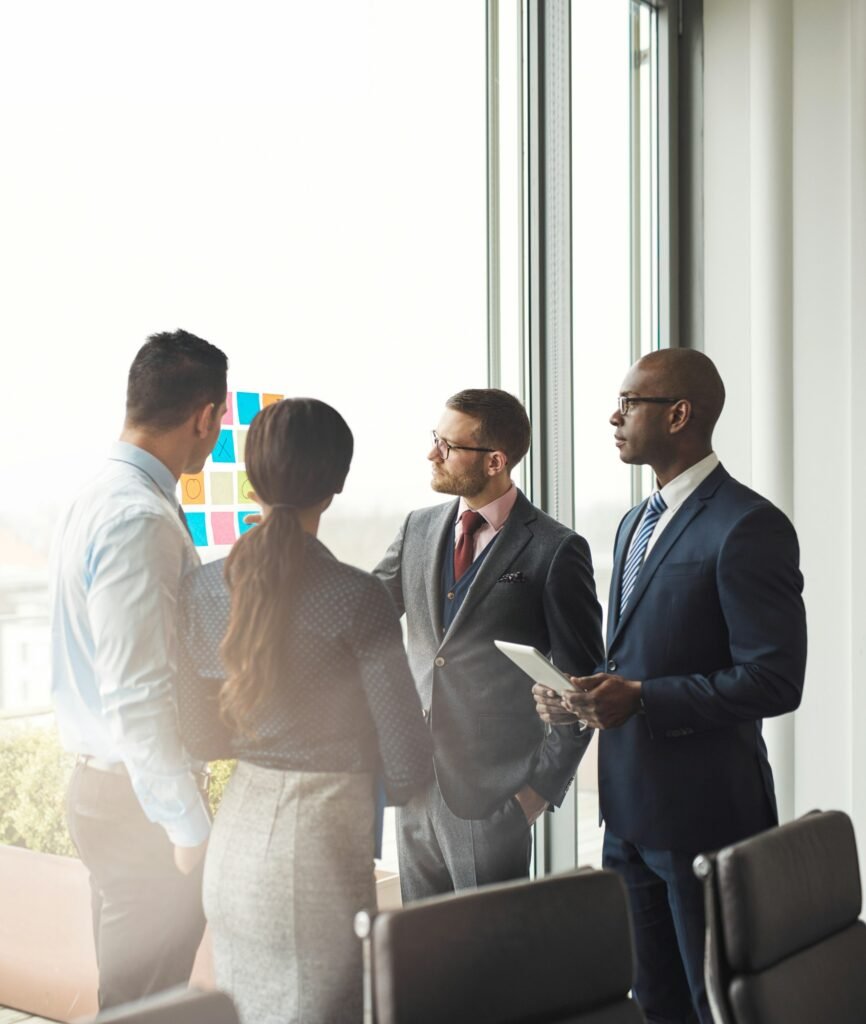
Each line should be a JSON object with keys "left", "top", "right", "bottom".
{"left": 694, "top": 809, "right": 866, "bottom": 1024}
{"left": 94, "top": 987, "right": 239, "bottom": 1023}
{"left": 367, "top": 868, "right": 645, "bottom": 1024}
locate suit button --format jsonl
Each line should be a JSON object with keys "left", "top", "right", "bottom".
{"left": 447, "top": 591, "right": 455, "bottom": 601}
{"left": 434, "top": 657, "right": 445, "bottom": 667}
{"left": 607, "top": 660, "right": 617, "bottom": 672}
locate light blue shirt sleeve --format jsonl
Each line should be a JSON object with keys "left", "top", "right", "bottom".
{"left": 86, "top": 511, "right": 211, "bottom": 846}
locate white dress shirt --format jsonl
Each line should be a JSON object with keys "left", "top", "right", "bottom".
{"left": 630, "top": 452, "right": 721, "bottom": 561}
{"left": 50, "top": 441, "right": 210, "bottom": 846}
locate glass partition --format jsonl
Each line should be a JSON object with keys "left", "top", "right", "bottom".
{"left": 0, "top": 0, "right": 487, "bottom": 872}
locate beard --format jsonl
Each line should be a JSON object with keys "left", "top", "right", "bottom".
{"left": 430, "top": 459, "right": 488, "bottom": 498}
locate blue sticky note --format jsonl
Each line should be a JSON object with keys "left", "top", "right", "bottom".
{"left": 186, "top": 512, "right": 208, "bottom": 547}
{"left": 236, "top": 392, "right": 261, "bottom": 425}
{"left": 212, "top": 429, "right": 236, "bottom": 464}
{"left": 238, "top": 512, "right": 256, "bottom": 536}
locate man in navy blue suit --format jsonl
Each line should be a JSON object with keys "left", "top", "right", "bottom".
{"left": 534, "top": 349, "right": 807, "bottom": 1024}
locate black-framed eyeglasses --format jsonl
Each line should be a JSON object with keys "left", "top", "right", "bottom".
{"left": 431, "top": 430, "right": 496, "bottom": 461}
{"left": 617, "top": 395, "right": 681, "bottom": 416}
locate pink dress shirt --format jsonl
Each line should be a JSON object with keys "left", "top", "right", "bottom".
{"left": 454, "top": 484, "right": 519, "bottom": 562}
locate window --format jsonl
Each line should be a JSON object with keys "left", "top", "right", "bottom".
{"left": 0, "top": 0, "right": 488, "bottom": 872}
{"left": 571, "top": 0, "right": 668, "bottom": 867}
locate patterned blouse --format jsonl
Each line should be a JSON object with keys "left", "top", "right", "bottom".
{"left": 176, "top": 534, "right": 432, "bottom": 805}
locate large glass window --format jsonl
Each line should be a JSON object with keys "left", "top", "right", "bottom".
{"left": 0, "top": 1, "right": 487, "bottom": 872}
{"left": 572, "top": 0, "right": 665, "bottom": 866}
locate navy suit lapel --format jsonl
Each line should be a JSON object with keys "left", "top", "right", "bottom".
{"left": 608, "top": 502, "right": 646, "bottom": 646}
{"left": 441, "top": 492, "right": 535, "bottom": 643}
{"left": 609, "top": 464, "right": 729, "bottom": 646}
{"left": 427, "top": 500, "right": 459, "bottom": 640}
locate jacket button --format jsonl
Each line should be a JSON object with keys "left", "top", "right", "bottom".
{"left": 434, "top": 657, "right": 445, "bottom": 667}
{"left": 607, "top": 660, "right": 617, "bottom": 672}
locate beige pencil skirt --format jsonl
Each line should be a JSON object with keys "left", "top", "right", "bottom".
{"left": 203, "top": 761, "right": 376, "bottom": 1024}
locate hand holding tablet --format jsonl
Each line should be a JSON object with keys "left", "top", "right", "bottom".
{"left": 494, "top": 641, "right": 589, "bottom": 730}
{"left": 493, "top": 640, "right": 575, "bottom": 694}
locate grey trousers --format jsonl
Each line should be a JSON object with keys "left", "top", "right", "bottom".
{"left": 396, "top": 775, "right": 532, "bottom": 902}
{"left": 203, "top": 762, "right": 376, "bottom": 1024}
{"left": 65, "top": 763, "right": 206, "bottom": 1010}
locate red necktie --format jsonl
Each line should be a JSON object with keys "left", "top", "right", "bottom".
{"left": 454, "top": 510, "right": 486, "bottom": 581}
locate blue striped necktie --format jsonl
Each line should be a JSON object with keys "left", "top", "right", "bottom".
{"left": 619, "top": 490, "right": 667, "bottom": 615}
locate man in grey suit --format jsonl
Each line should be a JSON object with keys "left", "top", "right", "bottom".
{"left": 375, "top": 388, "right": 604, "bottom": 901}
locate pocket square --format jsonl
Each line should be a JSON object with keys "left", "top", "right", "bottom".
{"left": 498, "top": 571, "right": 526, "bottom": 584}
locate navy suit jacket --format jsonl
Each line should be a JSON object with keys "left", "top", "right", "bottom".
{"left": 598, "top": 464, "right": 807, "bottom": 853}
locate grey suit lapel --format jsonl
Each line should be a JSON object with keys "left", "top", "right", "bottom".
{"left": 426, "top": 499, "right": 459, "bottom": 640}
{"left": 440, "top": 492, "right": 535, "bottom": 644}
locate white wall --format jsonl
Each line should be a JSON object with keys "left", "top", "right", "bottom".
{"left": 703, "top": 0, "right": 866, "bottom": 857}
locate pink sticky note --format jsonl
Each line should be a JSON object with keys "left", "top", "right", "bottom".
{"left": 222, "top": 392, "right": 234, "bottom": 426}
{"left": 211, "top": 511, "right": 238, "bottom": 545}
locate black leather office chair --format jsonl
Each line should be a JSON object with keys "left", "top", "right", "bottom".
{"left": 94, "top": 987, "right": 239, "bottom": 1023}
{"left": 693, "top": 809, "right": 866, "bottom": 1024}
{"left": 357, "top": 868, "right": 645, "bottom": 1024}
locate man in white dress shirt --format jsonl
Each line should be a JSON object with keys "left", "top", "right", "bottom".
{"left": 50, "top": 329, "right": 228, "bottom": 1008}
{"left": 534, "top": 349, "right": 806, "bottom": 1024}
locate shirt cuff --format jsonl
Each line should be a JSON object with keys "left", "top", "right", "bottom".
{"left": 163, "top": 796, "right": 212, "bottom": 847}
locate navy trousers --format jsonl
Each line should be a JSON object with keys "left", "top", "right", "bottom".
{"left": 603, "top": 829, "right": 710, "bottom": 1024}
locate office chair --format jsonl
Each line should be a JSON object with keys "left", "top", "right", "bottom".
{"left": 94, "top": 987, "right": 239, "bottom": 1023}
{"left": 356, "top": 868, "right": 645, "bottom": 1024}
{"left": 693, "top": 809, "right": 866, "bottom": 1024}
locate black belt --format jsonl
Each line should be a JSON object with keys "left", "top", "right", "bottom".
{"left": 76, "top": 754, "right": 127, "bottom": 775}
{"left": 75, "top": 754, "right": 211, "bottom": 799}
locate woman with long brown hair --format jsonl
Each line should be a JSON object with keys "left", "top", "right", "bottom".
{"left": 177, "top": 398, "right": 431, "bottom": 1024}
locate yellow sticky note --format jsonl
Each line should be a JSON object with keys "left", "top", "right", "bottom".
{"left": 262, "top": 393, "right": 284, "bottom": 407}
{"left": 237, "top": 471, "right": 255, "bottom": 505}
{"left": 237, "top": 429, "right": 248, "bottom": 462}
{"left": 180, "top": 473, "right": 205, "bottom": 505}
{"left": 210, "top": 472, "right": 234, "bottom": 505}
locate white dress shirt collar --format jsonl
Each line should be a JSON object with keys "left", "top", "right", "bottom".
{"left": 657, "top": 451, "right": 720, "bottom": 515}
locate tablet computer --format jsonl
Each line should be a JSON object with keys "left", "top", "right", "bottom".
{"left": 493, "top": 640, "right": 575, "bottom": 697}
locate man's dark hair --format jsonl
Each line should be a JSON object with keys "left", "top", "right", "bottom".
{"left": 445, "top": 388, "right": 531, "bottom": 470}
{"left": 126, "top": 329, "right": 228, "bottom": 430}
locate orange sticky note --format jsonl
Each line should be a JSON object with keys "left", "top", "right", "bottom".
{"left": 180, "top": 473, "right": 206, "bottom": 505}
{"left": 262, "top": 393, "right": 284, "bottom": 407}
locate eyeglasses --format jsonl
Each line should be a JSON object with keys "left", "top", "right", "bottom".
{"left": 617, "top": 395, "right": 681, "bottom": 416}
{"left": 431, "top": 430, "right": 496, "bottom": 461}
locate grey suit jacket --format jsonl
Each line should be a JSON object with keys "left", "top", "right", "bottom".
{"left": 374, "top": 489, "right": 604, "bottom": 819}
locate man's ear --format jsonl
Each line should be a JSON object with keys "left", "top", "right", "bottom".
{"left": 487, "top": 451, "right": 509, "bottom": 476}
{"left": 669, "top": 399, "right": 693, "bottom": 434}
{"left": 193, "top": 402, "right": 217, "bottom": 438}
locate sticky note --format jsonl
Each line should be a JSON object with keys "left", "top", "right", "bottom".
{"left": 236, "top": 429, "right": 248, "bottom": 462}
{"left": 262, "top": 393, "right": 283, "bottom": 407}
{"left": 238, "top": 512, "right": 256, "bottom": 535}
{"left": 212, "top": 429, "right": 236, "bottom": 464}
{"left": 185, "top": 512, "right": 208, "bottom": 547}
{"left": 222, "top": 392, "right": 234, "bottom": 425}
{"left": 236, "top": 392, "right": 261, "bottom": 425}
{"left": 180, "top": 473, "right": 205, "bottom": 504}
{"left": 211, "top": 511, "right": 237, "bottom": 545}
{"left": 237, "top": 471, "right": 256, "bottom": 505}
{"left": 209, "top": 472, "right": 234, "bottom": 505}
